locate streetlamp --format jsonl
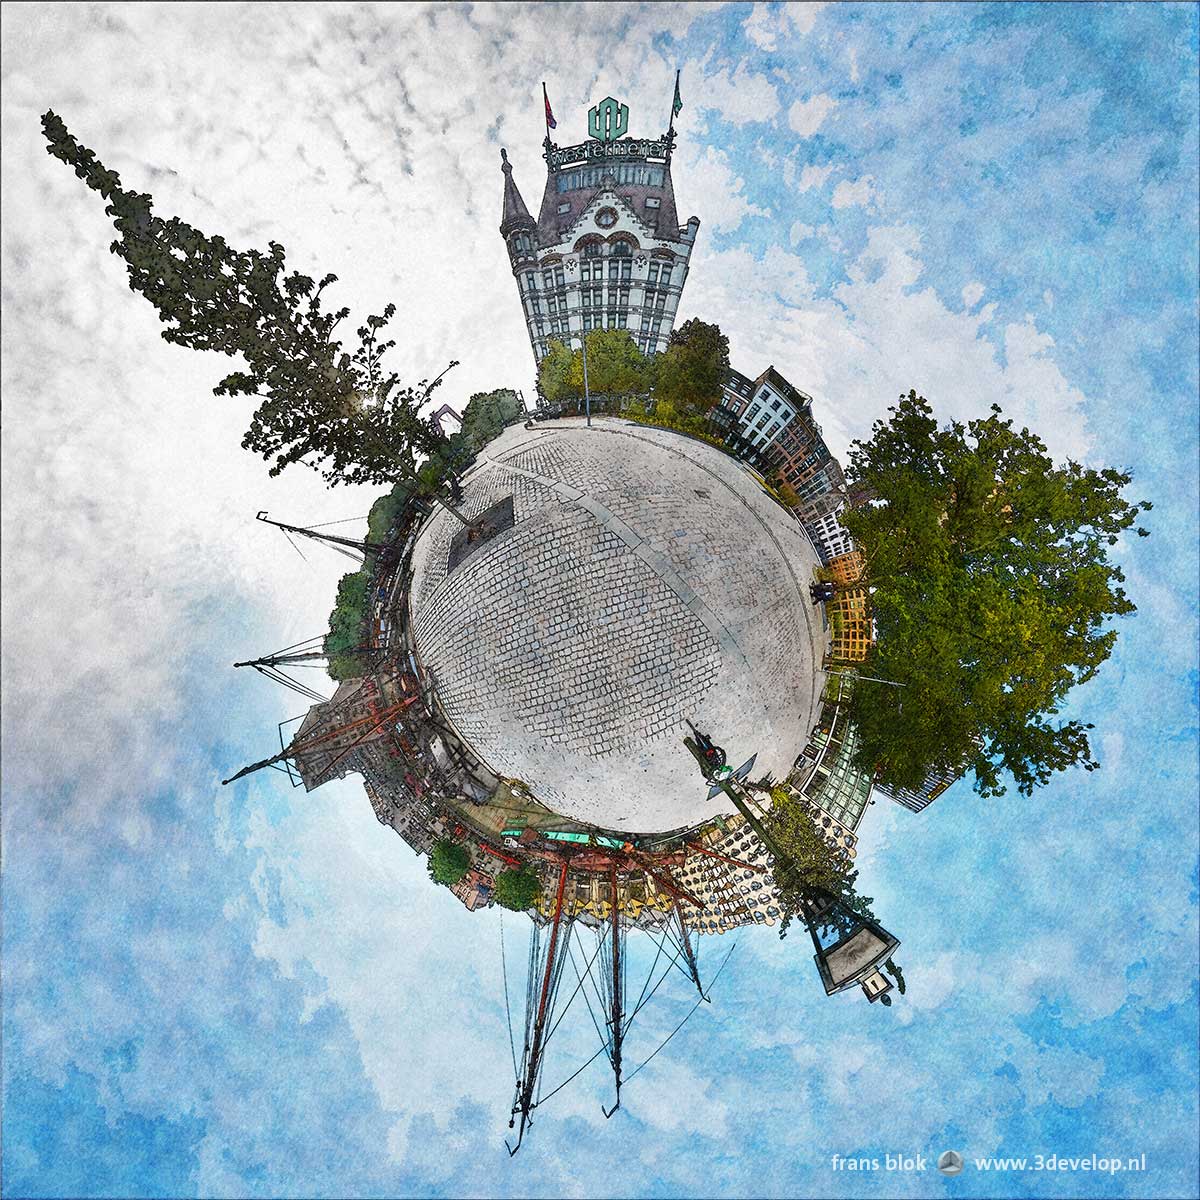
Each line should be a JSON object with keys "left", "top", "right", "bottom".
{"left": 581, "top": 329, "right": 591, "bottom": 427}
{"left": 683, "top": 727, "right": 901, "bottom": 1005}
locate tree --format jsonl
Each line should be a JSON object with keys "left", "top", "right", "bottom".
{"left": 458, "top": 388, "right": 524, "bottom": 453}
{"left": 41, "top": 110, "right": 453, "bottom": 489}
{"left": 324, "top": 568, "right": 373, "bottom": 680}
{"left": 840, "top": 390, "right": 1151, "bottom": 798}
{"left": 764, "top": 787, "right": 875, "bottom": 939}
{"left": 429, "top": 840, "right": 470, "bottom": 886}
{"left": 537, "top": 339, "right": 577, "bottom": 404}
{"left": 493, "top": 867, "right": 543, "bottom": 912}
{"left": 567, "top": 329, "right": 648, "bottom": 397}
{"left": 652, "top": 318, "right": 730, "bottom": 414}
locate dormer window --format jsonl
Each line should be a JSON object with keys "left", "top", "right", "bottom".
{"left": 557, "top": 202, "right": 570, "bottom": 214}
{"left": 645, "top": 197, "right": 661, "bottom": 209}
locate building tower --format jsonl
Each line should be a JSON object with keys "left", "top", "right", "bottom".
{"left": 500, "top": 93, "right": 700, "bottom": 366}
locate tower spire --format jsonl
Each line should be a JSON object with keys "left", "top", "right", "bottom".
{"left": 499, "top": 148, "right": 535, "bottom": 237}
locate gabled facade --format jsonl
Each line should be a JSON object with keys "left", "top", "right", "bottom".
{"left": 499, "top": 95, "right": 700, "bottom": 365}
{"left": 715, "top": 363, "right": 856, "bottom": 561}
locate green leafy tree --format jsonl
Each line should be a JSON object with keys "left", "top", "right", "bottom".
{"left": 429, "top": 839, "right": 470, "bottom": 886}
{"left": 764, "top": 787, "right": 875, "bottom": 939}
{"left": 41, "top": 110, "right": 453, "bottom": 489}
{"left": 652, "top": 318, "right": 730, "bottom": 414}
{"left": 567, "top": 329, "right": 648, "bottom": 397}
{"left": 458, "top": 388, "right": 524, "bottom": 452}
{"left": 493, "top": 867, "right": 543, "bottom": 912}
{"left": 883, "top": 958, "right": 906, "bottom": 995}
{"left": 841, "top": 391, "right": 1151, "bottom": 797}
{"left": 324, "top": 569, "right": 373, "bottom": 680}
{"left": 537, "top": 339, "right": 578, "bottom": 404}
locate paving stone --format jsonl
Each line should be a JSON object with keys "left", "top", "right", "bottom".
{"left": 408, "top": 417, "right": 826, "bottom": 831}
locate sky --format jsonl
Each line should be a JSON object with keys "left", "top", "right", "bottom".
{"left": 1, "top": 2, "right": 1197, "bottom": 1197}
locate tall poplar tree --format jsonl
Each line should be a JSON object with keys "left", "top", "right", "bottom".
{"left": 41, "top": 110, "right": 452, "bottom": 487}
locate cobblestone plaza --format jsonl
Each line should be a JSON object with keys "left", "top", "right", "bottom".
{"left": 408, "top": 418, "right": 828, "bottom": 831}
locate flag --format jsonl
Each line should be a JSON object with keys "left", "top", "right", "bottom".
{"left": 672, "top": 70, "right": 683, "bottom": 118}
{"left": 543, "top": 83, "right": 557, "bottom": 131}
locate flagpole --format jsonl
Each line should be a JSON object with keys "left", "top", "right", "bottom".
{"left": 666, "top": 68, "right": 681, "bottom": 162}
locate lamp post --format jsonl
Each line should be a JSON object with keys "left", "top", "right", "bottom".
{"left": 683, "top": 728, "right": 901, "bottom": 1005}
{"left": 581, "top": 329, "right": 591, "bottom": 427}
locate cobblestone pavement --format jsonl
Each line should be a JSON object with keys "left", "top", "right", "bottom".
{"left": 408, "top": 417, "right": 827, "bottom": 832}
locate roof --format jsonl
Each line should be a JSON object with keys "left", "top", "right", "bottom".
{"left": 758, "top": 366, "right": 814, "bottom": 410}
{"left": 499, "top": 148, "right": 535, "bottom": 236}
{"left": 535, "top": 161, "right": 683, "bottom": 247}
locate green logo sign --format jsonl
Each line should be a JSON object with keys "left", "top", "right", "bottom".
{"left": 588, "top": 96, "right": 629, "bottom": 142}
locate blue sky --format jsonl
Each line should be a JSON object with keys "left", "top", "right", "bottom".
{"left": 2, "top": 3, "right": 1197, "bottom": 1197}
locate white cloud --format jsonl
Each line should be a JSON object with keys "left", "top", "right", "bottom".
{"left": 831, "top": 174, "right": 877, "bottom": 209}
{"left": 847, "top": 44, "right": 861, "bottom": 84}
{"left": 742, "top": 3, "right": 783, "bottom": 52}
{"left": 693, "top": 58, "right": 781, "bottom": 126}
{"left": 789, "top": 221, "right": 816, "bottom": 244}
{"left": 672, "top": 144, "right": 770, "bottom": 233}
{"left": 788, "top": 91, "right": 837, "bottom": 136}
{"left": 788, "top": 2, "right": 828, "bottom": 37}
{"left": 796, "top": 162, "right": 835, "bottom": 192}
{"left": 962, "top": 281, "right": 986, "bottom": 308}
{"left": 679, "top": 223, "right": 1092, "bottom": 464}
{"left": 743, "top": 3, "right": 826, "bottom": 49}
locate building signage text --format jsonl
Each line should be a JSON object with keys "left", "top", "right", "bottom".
{"left": 546, "top": 136, "right": 671, "bottom": 169}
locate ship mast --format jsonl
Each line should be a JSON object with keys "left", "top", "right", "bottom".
{"left": 602, "top": 865, "right": 624, "bottom": 1118}
{"left": 508, "top": 857, "right": 573, "bottom": 1155}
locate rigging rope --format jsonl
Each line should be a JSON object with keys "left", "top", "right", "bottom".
{"left": 623, "top": 943, "right": 686, "bottom": 1034}
{"left": 534, "top": 1043, "right": 610, "bottom": 1108}
{"left": 500, "top": 913, "right": 519, "bottom": 1081}
{"left": 627, "top": 922, "right": 671, "bottom": 1026}
{"left": 282, "top": 530, "right": 309, "bottom": 563}
{"left": 568, "top": 941, "right": 611, "bottom": 1062}
{"left": 624, "top": 942, "right": 740, "bottom": 1086}
{"left": 542, "top": 923, "right": 600, "bottom": 1052}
